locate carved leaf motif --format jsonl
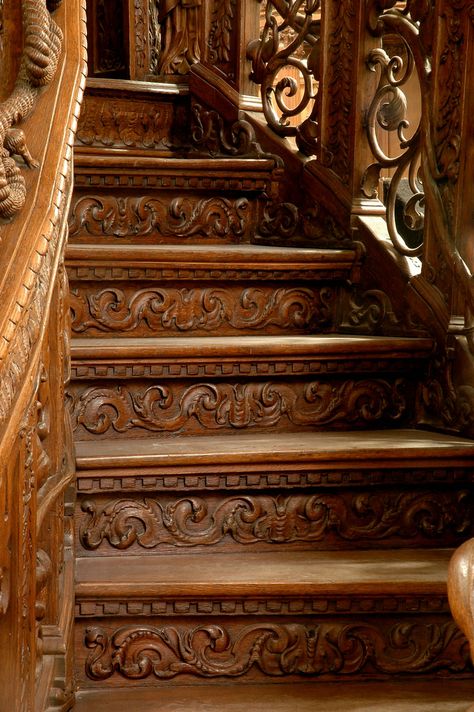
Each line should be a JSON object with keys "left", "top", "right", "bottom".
{"left": 209, "top": 0, "right": 236, "bottom": 70}
{"left": 84, "top": 621, "right": 470, "bottom": 680}
{"left": 70, "top": 286, "right": 333, "bottom": 334}
{"left": 68, "top": 195, "right": 249, "bottom": 241}
{"left": 79, "top": 489, "right": 472, "bottom": 551}
{"left": 69, "top": 379, "right": 407, "bottom": 435}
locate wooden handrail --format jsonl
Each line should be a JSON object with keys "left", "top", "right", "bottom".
{"left": 0, "top": 1, "right": 86, "bottom": 710}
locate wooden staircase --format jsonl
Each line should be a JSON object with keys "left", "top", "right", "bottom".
{"left": 65, "top": 122, "right": 474, "bottom": 709}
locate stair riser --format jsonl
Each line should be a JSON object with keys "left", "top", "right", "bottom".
{"left": 74, "top": 486, "right": 474, "bottom": 555}
{"left": 67, "top": 376, "right": 416, "bottom": 440}
{"left": 69, "top": 282, "right": 337, "bottom": 338}
{"left": 68, "top": 191, "right": 262, "bottom": 246}
{"left": 74, "top": 614, "right": 471, "bottom": 687}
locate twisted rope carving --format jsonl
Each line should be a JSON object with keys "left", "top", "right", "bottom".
{"left": 0, "top": 0, "right": 62, "bottom": 219}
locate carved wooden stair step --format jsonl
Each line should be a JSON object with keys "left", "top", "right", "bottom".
{"left": 74, "top": 550, "right": 472, "bottom": 684}
{"left": 74, "top": 680, "right": 474, "bottom": 712}
{"left": 74, "top": 428, "right": 474, "bottom": 488}
{"left": 70, "top": 334, "right": 435, "bottom": 380}
{"left": 66, "top": 243, "right": 360, "bottom": 281}
{"left": 75, "top": 548, "right": 453, "bottom": 601}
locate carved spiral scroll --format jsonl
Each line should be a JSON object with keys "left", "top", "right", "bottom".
{"left": 0, "top": 0, "right": 62, "bottom": 220}
{"left": 363, "top": 4, "right": 428, "bottom": 257}
{"left": 247, "top": 0, "right": 321, "bottom": 154}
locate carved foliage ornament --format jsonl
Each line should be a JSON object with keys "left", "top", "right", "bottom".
{"left": 256, "top": 199, "right": 351, "bottom": 247}
{"left": 68, "top": 195, "right": 249, "bottom": 241}
{"left": 69, "top": 286, "right": 334, "bottom": 335}
{"left": 69, "top": 379, "right": 408, "bottom": 435}
{"left": 0, "top": 0, "right": 62, "bottom": 219}
{"left": 208, "top": 0, "right": 236, "bottom": 76}
{"left": 85, "top": 621, "right": 470, "bottom": 680}
{"left": 78, "top": 489, "right": 472, "bottom": 550}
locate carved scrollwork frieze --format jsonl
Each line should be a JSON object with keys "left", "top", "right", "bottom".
{"left": 78, "top": 489, "right": 472, "bottom": 551}
{"left": 84, "top": 620, "right": 470, "bottom": 680}
{"left": 75, "top": 94, "right": 181, "bottom": 150}
{"left": 69, "top": 285, "right": 334, "bottom": 336}
{"left": 68, "top": 378, "right": 409, "bottom": 436}
{"left": 0, "top": 0, "right": 62, "bottom": 220}
{"left": 68, "top": 195, "right": 250, "bottom": 242}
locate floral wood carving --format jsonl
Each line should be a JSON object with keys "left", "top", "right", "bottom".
{"left": 156, "top": 0, "right": 202, "bottom": 75}
{"left": 0, "top": 0, "right": 62, "bottom": 219}
{"left": 68, "top": 195, "right": 249, "bottom": 241}
{"left": 70, "top": 286, "right": 334, "bottom": 335}
{"left": 84, "top": 621, "right": 470, "bottom": 680}
{"left": 75, "top": 95, "right": 177, "bottom": 149}
{"left": 79, "top": 489, "right": 472, "bottom": 550}
{"left": 208, "top": 0, "right": 236, "bottom": 77}
{"left": 191, "top": 103, "right": 283, "bottom": 165}
{"left": 69, "top": 379, "right": 408, "bottom": 435}
{"left": 256, "top": 199, "right": 351, "bottom": 248}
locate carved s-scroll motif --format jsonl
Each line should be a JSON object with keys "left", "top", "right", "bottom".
{"left": 256, "top": 200, "right": 351, "bottom": 248}
{"left": 79, "top": 489, "right": 472, "bottom": 551}
{"left": 68, "top": 195, "right": 249, "bottom": 241}
{"left": 69, "top": 379, "right": 408, "bottom": 435}
{"left": 70, "top": 286, "right": 333, "bottom": 335}
{"left": 191, "top": 103, "right": 283, "bottom": 164}
{"left": 0, "top": 0, "right": 62, "bottom": 219}
{"left": 84, "top": 621, "right": 470, "bottom": 680}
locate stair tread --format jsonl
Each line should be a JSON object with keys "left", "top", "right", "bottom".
{"left": 75, "top": 428, "right": 474, "bottom": 470}
{"left": 75, "top": 548, "right": 453, "bottom": 597}
{"left": 66, "top": 243, "right": 356, "bottom": 264}
{"left": 74, "top": 681, "right": 474, "bottom": 712}
{"left": 71, "top": 334, "right": 434, "bottom": 360}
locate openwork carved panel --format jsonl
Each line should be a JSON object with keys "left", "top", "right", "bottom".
{"left": 363, "top": 1, "right": 432, "bottom": 256}
{"left": 68, "top": 378, "right": 409, "bottom": 437}
{"left": 247, "top": 0, "right": 320, "bottom": 154}
{"left": 69, "top": 285, "right": 335, "bottom": 336}
{"left": 83, "top": 620, "right": 470, "bottom": 681}
{"left": 78, "top": 489, "right": 473, "bottom": 552}
{"left": 68, "top": 195, "right": 251, "bottom": 243}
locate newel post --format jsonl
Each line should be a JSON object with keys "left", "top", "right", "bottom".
{"left": 309, "top": 0, "right": 384, "bottom": 221}
{"left": 189, "top": 0, "right": 262, "bottom": 119}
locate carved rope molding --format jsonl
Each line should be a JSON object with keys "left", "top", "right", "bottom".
{"left": 0, "top": 0, "right": 62, "bottom": 220}
{"left": 78, "top": 490, "right": 472, "bottom": 551}
{"left": 0, "top": 0, "right": 87, "bottom": 427}
{"left": 84, "top": 621, "right": 470, "bottom": 680}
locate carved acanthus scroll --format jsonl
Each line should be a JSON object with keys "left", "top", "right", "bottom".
{"left": 0, "top": 0, "right": 62, "bottom": 220}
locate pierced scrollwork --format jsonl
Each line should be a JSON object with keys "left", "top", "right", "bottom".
{"left": 363, "top": 37, "right": 424, "bottom": 256}
{"left": 0, "top": 0, "right": 62, "bottom": 220}
{"left": 247, "top": 0, "right": 321, "bottom": 154}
